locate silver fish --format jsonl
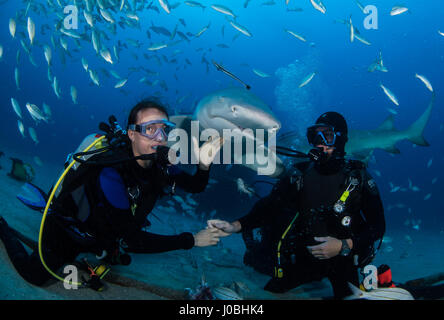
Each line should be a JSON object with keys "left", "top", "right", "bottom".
{"left": 158, "top": 0, "right": 171, "bottom": 14}
{"left": 184, "top": 1, "right": 206, "bottom": 9}
{"left": 380, "top": 84, "right": 399, "bottom": 106}
{"left": 252, "top": 68, "right": 270, "bottom": 78}
{"left": 115, "top": 78, "right": 128, "bottom": 88}
{"left": 310, "top": 0, "right": 326, "bottom": 14}
{"left": 354, "top": 34, "right": 371, "bottom": 45}
{"left": 27, "top": 17, "right": 35, "bottom": 45}
{"left": 26, "top": 103, "right": 48, "bottom": 122}
{"left": 229, "top": 20, "right": 252, "bottom": 37}
{"left": 148, "top": 43, "right": 168, "bottom": 51}
{"left": 92, "top": 30, "right": 100, "bottom": 54}
{"left": 100, "top": 8, "right": 115, "bottom": 23}
{"left": 390, "top": 6, "right": 409, "bottom": 16}
{"left": 100, "top": 48, "right": 114, "bottom": 64}
{"left": 84, "top": 11, "right": 94, "bottom": 27}
{"left": 53, "top": 76, "right": 61, "bottom": 99}
{"left": 60, "top": 37, "right": 68, "bottom": 51}
{"left": 299, "top": 72, "right": 316, "bottom": 88}
{"left": 9, "top": 18, "right": 16, "bottom": 38}
{"left": 285, "top": 29, "right": 306, "bottom": 42}
{"left": 14, "top": 67, "right": 20, "bottom": 90}
{"left": 60, "top": 28, "right": 82, "bottom": 39}
{"left": 415, "top": 74, "right": 433, "bottom": 92}
{"left": 196, "top": 23, "right": 210, "bottom": 37}
{"left": 43, "top": 45, "right": 52, "bottom": 66}
{"left": 17, "top": 120, "right": 25, "bottom": 138}
{"left": 42, "top": 102, "right": 52, "bottom": 119}
{"left": 211, "top": 4, "right": 236, "bottom": 18}
{"left": 11, "top": 98, "right": 22, "bottom": 118}
{"left": 89, "top": 69, "right": 100, "bottom": 86}
{"left": 70, "top": 86, "right": 78, "bottom": 104}
{"left": 81, "top": 57, "right": 88, "bottom": 72}
{"left": 29, "top": 127, "right": 39, "bottom": 144}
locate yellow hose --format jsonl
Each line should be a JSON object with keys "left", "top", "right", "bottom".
{"left": 38, "top": 135, "right": 106, "bottom": 286}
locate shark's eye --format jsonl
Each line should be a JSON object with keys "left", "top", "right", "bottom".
{"left": 231, "top": 106, "right": 237, "bottom": 113}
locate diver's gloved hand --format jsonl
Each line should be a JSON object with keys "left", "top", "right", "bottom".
{"left": 193, "top": 228, "right": 225, "bottom": 247}
{"left": 192, "top": 135, "right": 225, "bottom": 170}
{"left": 307, "top": 236, "right": 349, "bottom": 259}
{"left": 207, "top": 219, "right": 241, "bottom": 236}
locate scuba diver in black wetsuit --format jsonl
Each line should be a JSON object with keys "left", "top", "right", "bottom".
{"left": 0, "top": 100, "right": 225, "bottom": 289}
{"left": 208, "top": 112, "right": 386, "bottom": 299}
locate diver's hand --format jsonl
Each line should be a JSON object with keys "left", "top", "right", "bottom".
{"left": 193, "top": 228, "right": 224, "bottom": 247}
{"left": 207, "top": 219, "right": 241, "bottom": 236}
{"left": 192, "top": 135, "right": 225, "bottom": 170}
{"left": 306, "top": 236, "right": 343, "bottom": 259}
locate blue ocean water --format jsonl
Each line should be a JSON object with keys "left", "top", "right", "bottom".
{"left": 0, "top": 0, "right": 443, "bottom": 297}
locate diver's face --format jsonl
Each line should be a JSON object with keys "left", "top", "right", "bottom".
{"left": 128, "top": 108, "right": 168, "bottom": 165}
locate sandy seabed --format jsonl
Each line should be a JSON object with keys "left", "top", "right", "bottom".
{"left": 0, "top": 154, "right": 443, "bottom": 300}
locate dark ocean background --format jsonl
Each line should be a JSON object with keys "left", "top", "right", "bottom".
{"left": 0, "top": 0, "right": 443, "bottom": 235}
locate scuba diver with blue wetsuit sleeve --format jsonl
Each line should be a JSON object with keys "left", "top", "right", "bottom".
{"left": 208, "top": 112, "right": 387, "bottom": 299}
{"left": 0, "top": 100, "right": 225, "bottom": 290}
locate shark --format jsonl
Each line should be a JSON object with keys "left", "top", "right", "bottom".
{"left": 277, "top": 92, "right": 436, "bottom": 164}
{"left": 368, "top": 51, "right": 388, "bottom": 73}
{"left": 169, "top": 87, "right": 283, "bottom": 176}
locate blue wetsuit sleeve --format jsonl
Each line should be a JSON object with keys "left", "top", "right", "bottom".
{"left": 99, "top": 167, "right": 130, "bottom": 210}
{"left": 124, "top": 231, "right": 195, "bottom": 253}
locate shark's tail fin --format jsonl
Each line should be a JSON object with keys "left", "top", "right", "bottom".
{"left": 405, "top": 92, "right": 435, "bottom": 146}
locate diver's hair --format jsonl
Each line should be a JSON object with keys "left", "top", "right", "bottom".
{"left": 127, "top": 98, "right": 170, "bottom": 127}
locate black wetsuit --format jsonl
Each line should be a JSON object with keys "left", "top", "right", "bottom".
{"left": 0, "top": 151, "right": 209, "bottom": 286}
{"left": 239, "top": 158, "right": 386, "bottom": 299}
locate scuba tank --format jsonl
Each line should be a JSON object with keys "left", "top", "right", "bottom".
{"left": 53, "top": 116, "right": 127, "bottom": 199}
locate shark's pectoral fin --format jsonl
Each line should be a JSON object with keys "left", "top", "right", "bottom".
{"left": 232, "top": 140, "right": 285, "bottom": 178}
{"left": 348, "top": 149, "right": 374, "bottom": 164}
{"left": 276, "top": 130, "right": 301, "bottom": 146}
{"left": 383, "top": 145, "right": 401, "bottom": 154}
{"left": 408, "top": 136, "right": 429, "bottom": 147}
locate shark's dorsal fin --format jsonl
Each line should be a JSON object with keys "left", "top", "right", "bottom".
{"left": 376, "top": 115, "right": 395, "bottom": 131}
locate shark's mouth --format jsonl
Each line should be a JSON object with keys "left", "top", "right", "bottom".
{"left": 208, "top": 115, "right": 244, "bottom": 131}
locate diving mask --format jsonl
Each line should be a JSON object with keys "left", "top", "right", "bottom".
{"left": 306, "top": 124, "right": 341, "bottom": 147}
{"left": 128, "top": 119, "right": 176, "bottom": 141}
